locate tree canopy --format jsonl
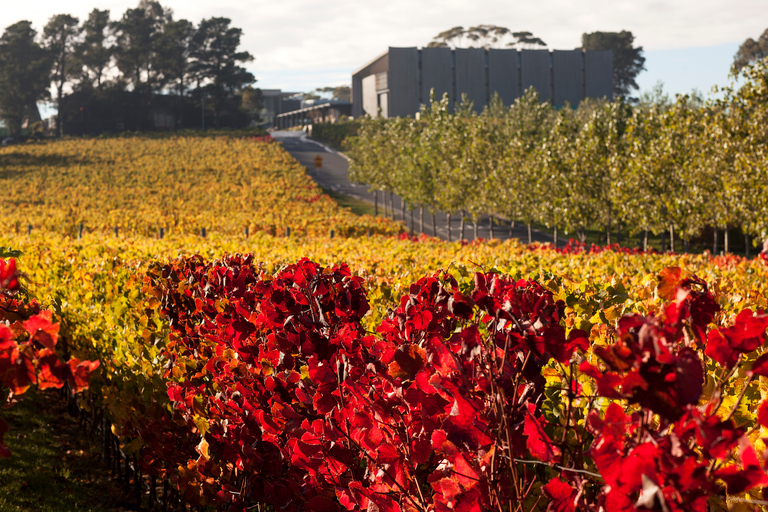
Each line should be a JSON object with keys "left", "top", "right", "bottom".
{"left": 732, "top": 28, "right": 768, "bottom": 73}
{"left": 0, "top": 0, "right": 258, "bottom": 135}
{"left": 0, "top": 21, "right": 52, "bottom": 136}
{"left": 43, "top": 14, "right": 81, "bottom": 136}
{"left": 427, "top": 25, "right": 546, "bottom": 49}
{"left": 315, "top": 86, "right": 350, "bottom": 102}
{"left": 76, "top": 9, "right": 112, "bottom": 89}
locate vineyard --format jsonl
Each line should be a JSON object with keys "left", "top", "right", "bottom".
{"left": 1, "top": 123, "right": 768, "bottom": 511}
{"left": 0, "top": 133, "right": 397, "bottom": 238}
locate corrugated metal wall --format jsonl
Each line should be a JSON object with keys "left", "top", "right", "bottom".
{"left": 585, "top": 50, "right": 614, "bottom": 100}
{"left": 455, "top": 48, "right": 487, "bottom": 110}
{"left": 520, "top": 50, "right": 552, "bottom": 103}
{"left": 353, "top": 47, "right": 614, "bottom": 117}
{"left": 421, "top": 47, "right": 454, "bottom": 105}
{"left": 488, "top": 48, "right": 519, "bottom": 106}
{"left": 387, "top": 47, "right": 419, "bottom": 118}
{"left": 553, "top": 50, "right": 584, "bottom": 107}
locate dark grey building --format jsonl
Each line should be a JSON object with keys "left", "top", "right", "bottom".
{"left": 352, "top": 47, "right": 613, "bottom": 118}
{"left": 258, "top": 89, "right": 300, "bottom": 127}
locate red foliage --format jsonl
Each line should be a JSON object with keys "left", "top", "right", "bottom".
{"left": 0, "top": 259, "right": 100, "bottom": 457}
{"left": 528, "top": 239, "right": 659, "bottom": 255}
{"left": 396, "top": 232, "right": 433, "bottom": 242}
{"left": 761, "top": 238, "right": 768, "bottom": 266}
{"left": 706, "top": 309, "right": 768, "bottom": 369}
{"left": 0, "top": 259, "right": 19, "bottom": 291}
{"left": 136, "top": 257, "right": 768, "bottom": 511}
{"left": 244, "top": 134, "right": 275, "bottom": 143}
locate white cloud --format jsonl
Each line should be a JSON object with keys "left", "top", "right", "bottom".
{"left": 4, "top": 0, "right": 765, "bottom": 92}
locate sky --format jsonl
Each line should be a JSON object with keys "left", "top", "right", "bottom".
{"left": 2, "top": 0, "right": 765, "bottom": 101}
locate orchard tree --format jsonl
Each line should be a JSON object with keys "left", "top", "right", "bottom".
{"left": 721, "top": 60, "right": 768, "bottom": 245}
{"left": 582, "top": 30, "right": 645, "bottom": 101}
{"left": 43, "top": 14, "right": 81, "bottom": 136}
{"left": 0, "top": 21, "right": 52, "bottom": 137}
{"left": 474, "top": 94, "right": 513, "bottom": 236}
{"left": 347, "top": 115, "right": 395, "bottom": 214}
{"left": 500, "top": 89, "right": 554, "bottom": 243}
{"left": 550, "top": 99, "right": 627, "bottom": 244}
{"left": 534, "top": 104, "right": 573, "bottom": 240}
{"left": 437, "top": 96, "right": 481, "bottom": 225}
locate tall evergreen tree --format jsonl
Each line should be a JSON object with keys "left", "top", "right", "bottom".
{"left": 112, "top": 0, "right": 171, "bottom": 92}
{"left": 156, "top": 19, "right": 195, "bottom": 96}
{"left": 0, "top": 21, "right": 52, "bottom": 136}
{"left": 77, "top": 9, "right": 112, "bottom": 89}
{"left": 191, "top": 17, "right": 254, "bottom": 126}
{"left": 582, "top": 31, "right": 646, "bottom": 101}
{"left": 44, "top": 14, "right": 81, "bottom": 136}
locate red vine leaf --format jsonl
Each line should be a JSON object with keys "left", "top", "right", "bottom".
{"left": 657, "top": 267, "right": 684, "bottom": 301}
{"left": 757, "top": 399, "right": 768, "bottom": 429}
{"left": 749, "top": 353, "right": 768, "bottom": 377}
{"left": 524, "top": 405, "right": 561, "bottom": 463}
{"left": 388, "top": 344, "right": 425, "bottom": 381}
{"left": 542, "top": 477, "right": 579, "bottom": 512}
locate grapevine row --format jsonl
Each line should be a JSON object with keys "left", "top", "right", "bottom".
{"left": 0, "top": 134, "right": 400, "bottom": 239}
{"left": 8, "top": 245, "right": 768, "bottom": 511}
{"left": 124, "top": 256, "right": 768, "bottom": 511}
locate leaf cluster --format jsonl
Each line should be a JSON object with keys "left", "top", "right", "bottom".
{"left": 58, "top": 252, "right": 768, "bottom": 511}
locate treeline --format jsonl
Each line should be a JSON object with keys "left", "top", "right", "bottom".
{"left": 0, "top": 0, "right": 258, "bottom": 136}
{"left": 347, "top": 61, "right": 768, "bottom": 253}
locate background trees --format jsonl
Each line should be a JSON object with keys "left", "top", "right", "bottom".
{"left": 0, "top": 0, "right": 258, "bottom": 136}
{"left": 582, "top": 31, "right": 645, "bottom": 101}
{"left": 315, "top": 85, "right": 351, "bottom": 102}
{"left": 427, "top": 25, "right": 546, "bottom": 49}
{"left": 157, "top": 19, "right": 196, "bottom": 97}
{"left": 732, "top": 28, "right": 768, "bottom": 73}
{"left": 111, "top": 0, "right": 171, "bottom": 92}
{"left": 76, "top": 9, "right": 112, "bottom": 90}
{"left": 43, "top": 14, "right": 81, "bottom": 136}
{"left": 190, "top": 17, "right": 254, "bottom": 127}
{"left": 0, "top": 21, "right": 52, "bottom": 137}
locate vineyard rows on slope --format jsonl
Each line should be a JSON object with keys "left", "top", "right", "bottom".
{"left": 2, "top": 129, "right": 768, "bottom": 511}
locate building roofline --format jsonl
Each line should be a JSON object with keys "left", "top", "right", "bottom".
{"left": 275, "top": 101, "right": 352, "bottom": 118}
{"left": 352, "top": 50, "right": 390, "bottom": 77}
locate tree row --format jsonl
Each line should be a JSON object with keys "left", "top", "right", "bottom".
{"left": 346, "top": 61, "right": 768, "bottom": 254}
{"left": 0, "top": 0, "right": 256, "bottom": 136}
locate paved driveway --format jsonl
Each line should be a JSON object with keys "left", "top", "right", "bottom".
{"left": 271, "top": 130, "right": 556, "bottom": 244}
